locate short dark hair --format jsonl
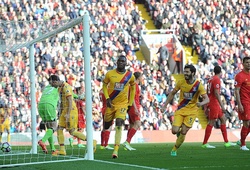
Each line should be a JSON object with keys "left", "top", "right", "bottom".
{"left": 48, "top": 75, "right": 60, "bottom": 81}
{"left": 214, "top": 65, "right": 221, "bottom": 74}
{"left": 134, "top": 72, "right": 141, "bottom": 80}
{"left": 184, "top": 64, "right": 196, "bottom": 74}
{"left": 243, "top": 56, "right": 250, "bottom": 63}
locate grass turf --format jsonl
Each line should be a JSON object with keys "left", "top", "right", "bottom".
{"left": 1, "top": 142, "right": 249, "bottom": 170}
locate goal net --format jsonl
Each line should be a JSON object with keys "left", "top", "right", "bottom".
{"left": 0, "top": 13, "right": 94, "bottom": 167}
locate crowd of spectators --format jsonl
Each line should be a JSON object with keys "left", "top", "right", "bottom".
{"left": 145, "top": 0, "right": 249, "bottom": 129}
{"left": 0, "top": 0, "right": 247, "bottom": 134}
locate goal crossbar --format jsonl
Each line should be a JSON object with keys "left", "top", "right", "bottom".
{"left": 0, "top": 17, "right": 83, "bottom": 53}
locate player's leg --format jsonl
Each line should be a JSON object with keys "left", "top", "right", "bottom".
{"left": 112, "top": 106, "right": 127, "bottom": 158}
{"left": 171, "top": 112, "right": 193, "bottom": 156}
{"left": 67, "top": 110, "right": 97, "bottom": 152}
{"left": 0, "top": 124, "right": 3, "bottom": 143}
{"left": 37, "top": 104, "right": 49, "bottom": 153}
{"left": 100, "top": 114, "right": 105, "bottom": 149}
{"left": 101, "top": 120, "right": 113, "bottom": 150}
{"left": 123, "top": 112, "right": 140, "bottom": 151}
{"left": 57, "top": 112, "right": 66, "bottom": 155}
{"left": 77, "top": 128, "right": 85, "bottom": 148}
{"left": 202, "top": 106, "right": 216, "bottom": 148}
{"left": 219, "top": 114, "right": 236, "bottom": 147}
{"left": 68, "top": 110, "right": 86, "bottom": 141}
{"left": 5, "top": 119, "right": 10, "bottom": 143}
{"left": 239, "top": 120, "right": 250, "bottom": 150}
{"left": 46, "top": 121, "right": 57, "bottom": 154}
{"left": 239, "top": 104, "right": 250, "bottom": 150}
{"left": 104, "top": 125, "right": 113, "bottom": 149}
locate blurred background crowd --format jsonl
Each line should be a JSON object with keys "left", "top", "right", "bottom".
{"left": 0, "top": 0, "right": 248, "bottom": 133}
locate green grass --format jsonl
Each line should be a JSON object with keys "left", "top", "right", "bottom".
{"left": 1, "top": 142, "right": 250, "bottom": 170}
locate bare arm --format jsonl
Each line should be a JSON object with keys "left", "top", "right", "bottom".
{"left": 197, "top": 93, "right": 209, "bottom": 107}
{"left": 162, "top": 88, "right": 178, "bottom": 110}
{"left": 214, "top": 88, "right": 225, "bottom": 111}
{"left": 235, "top": 87, "right": 243, "bottom": 112}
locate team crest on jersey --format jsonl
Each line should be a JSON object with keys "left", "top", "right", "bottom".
{"left": 114, "top": 82, "right": 124, "bottom": 90}
{"left": 183, "top": 92, "right": 193, "bottom": 100}
{"left": 235, "top": 81, "right": 237, "bottom": 85}
{"left": 216, "top": 84, "right": 219, "bottom": 88}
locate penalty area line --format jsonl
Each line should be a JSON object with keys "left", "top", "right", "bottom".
{"left": 94, "top": 159, "right": 168, "bottom": 170}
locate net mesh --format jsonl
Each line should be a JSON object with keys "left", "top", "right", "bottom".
{"left": 0, "top": 16, "right": 87, "bottom": 167}
{"left": 0, "top": 17, "right": 83, "bottom": 53}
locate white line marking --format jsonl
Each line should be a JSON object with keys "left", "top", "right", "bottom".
{"left": 94, "top": 159, "right": 168, "bottom": 170}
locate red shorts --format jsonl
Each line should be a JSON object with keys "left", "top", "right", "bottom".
{"left": 239, "top": 103, "right": 250, "bottom": 120}
{"left": 128, "top": 106, "right": 140, "bottom": 123}
{"left": 207, "top": 104, "right": 223, "bottom": 120}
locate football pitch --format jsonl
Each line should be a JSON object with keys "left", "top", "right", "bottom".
{"left": 1, "top": 142, "right": 250, "bottom": 170}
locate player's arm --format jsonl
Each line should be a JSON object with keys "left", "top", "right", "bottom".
{"left": 161, "top": 88, "right": 178, "bottom": 111}
{"left": 102, "top": 75, "right": 112, "bottom": 108}
{"left": 128, "top": 83, "right": 136, "bottom": 107}
{"left": 214, "top": 88, "right": 226, "bottom": 112}
{"left": 235, "top": 86, "right": 243, "bottom": 112}
{"left": 197, "top": 93, "right": 209, "bottom": 107}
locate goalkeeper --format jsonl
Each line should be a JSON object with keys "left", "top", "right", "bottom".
{"left": 38, "top": 76, "right": 59, "bottom": 155}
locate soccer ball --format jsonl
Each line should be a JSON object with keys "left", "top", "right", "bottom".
{"left": 1, "top": 142, "right": 11, "bottom": 152}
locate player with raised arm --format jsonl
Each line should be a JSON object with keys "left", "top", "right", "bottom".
{"left": 99, "top": 88, "right": 113, "bottom": 150}
{"left": 122, "top": 71, "right": 143, "bottom": 151}
{"left": 50, "top": 75, "right": 97, "bottom": 155}
{"left": 0, "top": 103, "right": 10, "bottom": 144}
{"left": 102, "top": 55, "right": 136, "bottom": 158}
{"left": 202, "top": 65, "right": 236, "bottom": 148}
{"left": 161, "top": 64, "right": 209, "bottom": 156}
{"left": 37, "top": 76, "right": 59, "bottom": 155}
{"left": 235, "top": 56, "right": 250, "bottom": 151}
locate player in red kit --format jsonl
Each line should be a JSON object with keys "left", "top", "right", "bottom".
{"left": 99, "top": 89, "right": 113, "bottom": 150}
{"left": 122, "top": 72, "right": 143, "bottom": 151}
{"left": 235, "top": 56, "right": 250, "bottom": 151}
{"left": 69, "top": 87, "right": 86, "bottom": 148}
{"left": 202, "top": 66, "right": 236, "bottom": 148}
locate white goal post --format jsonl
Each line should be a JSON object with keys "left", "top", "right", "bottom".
{"left": 0, "top": 11, "right": 94, "bottom": 167}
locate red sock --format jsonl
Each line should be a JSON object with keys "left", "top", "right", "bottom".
{"left": 77, "top": 138, "right": 81, "bottom": 144}
{"left": 104, "top": 131, "right": 110, "bottom": 147}
{"left": 127, "top": 129, "right": 131, "bottom": 138}
{"left": 101, "top": 131, "right": 104, "bottom": 146}
{"left": 126, "top": 128, "right": 137, "bottom": 143}
{"left": 203, "top": 124, "right": 213, "bottom": 144}
{"left": 241, "top": 126, "right": 249, "bottom": 146}
{"left": 220, "top": 124, "right": 228, "bottom": 143}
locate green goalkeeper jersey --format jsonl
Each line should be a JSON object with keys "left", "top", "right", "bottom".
{"left": 39, "top": 85, "right": 59, "bottom": 108}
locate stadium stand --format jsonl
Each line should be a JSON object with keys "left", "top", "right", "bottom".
{"left": 0, "top": 0, "right": 246, "bottom": 133}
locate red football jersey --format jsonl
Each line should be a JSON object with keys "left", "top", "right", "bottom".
{"left": 235, "top": 71, "right": 250, "bottom": 104}
{"left": 207, "top": 75, "right": 220, "bottom": 106}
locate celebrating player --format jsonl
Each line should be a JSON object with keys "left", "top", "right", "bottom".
{"left": 202, "top": 65, "right": 236, "bottom": 148}
{"left": 235, "top": 56, "right": 250, "bottom": 151}
{"left": 122, "top": 71, "right": 143, "bottom": 151}
{"left": 161, "top": 64, "right": 209, "bottom": 156}
{"left": 0, "top": 103, "right": 10, "bottom": 144}
{"left": 37, "top": 76, "right": 59, "bottom": 155}
{"left": 99, "top": 88, "right": 113, "bottom": 150}
{"left": 102, "top": 55, "right": 136, "bottom": 158}
{"left": 50, "top": 75, "right": 97, "bottom": 155}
